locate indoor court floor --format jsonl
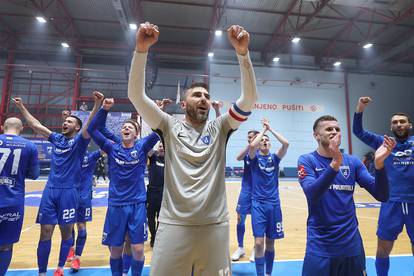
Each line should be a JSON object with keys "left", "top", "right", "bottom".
{"left": 6, "top": 178, "right": 413, "bottom": 275}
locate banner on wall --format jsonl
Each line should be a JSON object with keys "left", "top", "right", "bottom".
{"left": 220, "top": 102, "right": 324, "bottom": 113}
{"left": 30, "top": 139, "right": 53, "bottom": 161}
{"left": 71, "top": 110, "right": 132, "bottom": 135}
{"left": 253, "top": 103, "right": 324, "bottom": 112}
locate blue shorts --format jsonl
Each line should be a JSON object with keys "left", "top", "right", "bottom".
{"left": 77, "top": 204, "right": 92, "bottom": 223}
{"left": 251, "top": 200, "right": 284, "bottom": 239}
{"left": 236, "top": 191, "right": 251, "bottom": 215}
{"left": 36, "top": 187, "right": 78, "bottom": 225}
{"left": 377, "top": 201, "right": 414, "bottom": 244}
{"left": 302, "top": 254, "right": 366, "bottom": 276}
{"left": 0, "top": 205, "right": 24, "bottom": 246}
{"left": 102, "top": 202, "right": 147, "bottom": 247}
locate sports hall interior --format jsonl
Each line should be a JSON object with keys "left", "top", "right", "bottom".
{"left": 1, "top": 0, "right": 414, "bottom": 275}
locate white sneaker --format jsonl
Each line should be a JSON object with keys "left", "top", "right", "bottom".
{"left": 249, "top": 249, "right": 255, "bottom": 262}
{"left": 231, "top": 247, "right": 245, "bottom": 261}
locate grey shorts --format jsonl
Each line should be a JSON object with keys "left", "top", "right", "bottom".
{"left": 150, "top": 221, "right": 231, "bottom": 276}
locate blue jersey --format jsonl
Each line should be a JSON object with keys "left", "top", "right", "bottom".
{"left": 0, "top": 134, "right": 39, "bottom": 207}
{"left": 240, "top": 154, "right": 253, "bottom": 194}
{"left": 250, "top": 152, "right": 281, "bottom": 205}
{"left": 88, "top": 108, "right": 159, "bottom": 206}
{"left": 298, "top": 151, "right": 389, "bottom": 257}
{"left": 47, "top": 132, "right": 89, "bottom": 189}
{"left": 353, "top": 112, "right": 414, "bottom": 202}
{"left": 79, "top": 150, "right": 101, "bottom": 203}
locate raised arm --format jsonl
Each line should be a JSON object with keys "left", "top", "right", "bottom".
{"left": 248, "top": 122, "right": 268, "bottom": 159}
{"left": 264, "top": 119, "right": 289, "bottom": 159}
{"left": 13, "top": 97, "right": 52, "bottom": 138}
{"left": 128, "top": 22, "right": 165, "bottom": 130}
{"left": 236, "top": 145, "right": 249, "bottom": 161}
{"left": 87, "top": 98, "right": 114, "bottom": 151}
{"left": 353, "top": 97, "right": 383, "bottom": 149}
{"left": 212, "top": 101, "right": 223, "bottom": 118}
{"left": 82, "top": 91, "right": 104, "bottom": 139}
{"left": 357, "top": 135, "right": 395, "bottom": 202}
{"left": 226, "top": 25, "right": 258, "bottom": 129}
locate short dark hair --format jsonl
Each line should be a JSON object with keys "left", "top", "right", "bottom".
{"left": 182, "top": 82, "right": 209, "bottom": 101}
{"left": 68, "top": 115, "right": 82, "bottom": 130}
{"left": 124, "top": 119, "right": 140, "bottom": 133}
{"left": 190, "top": 82, "right": 209, "bottom": 91}
{"left": 391, "top": 112, "right": 412, "bottom": 123}
{"left": 262, "top": 133, "right": 269, "bottom": 139}
{"left": 248, "top": 130, "right": 259, "bottom": 135}
{"left": 313, "top": 115, "right": 338, "bottom": 131}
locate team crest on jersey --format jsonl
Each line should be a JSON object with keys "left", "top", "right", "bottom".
{"left": 340, "top": 166, "right": 350, "bottom": 179}
{"left": 102, "top": 232, "right": 107, "bottom": 242}
{"left": 130, "top": 150, "right": 138, "bottom": 158}
{"left": 298, "top": 165, "right": 306, "bottom": 179}
{"left": 201, "top": 135, "right": 211, "bottom": 145}
{"left": 68, "top": 139, "right": 74, "bottom": 146}
{"left": 83, "top": 156, "right": 89, "bottom": 163}
{"left": 0, "top": 140, "right": 2, "bottom": 146}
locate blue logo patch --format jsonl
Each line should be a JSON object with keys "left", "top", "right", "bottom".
{"left": 25, "top": 187, "right": 110, "bottom": 207}
{"left": 339, "top": 166, "right": 350, "bottom": 179}
{"left": 201, "top": 136, "right": 211, "bottom": 145}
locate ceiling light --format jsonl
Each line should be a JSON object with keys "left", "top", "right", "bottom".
{"left": 292, "top": 37, "right": 301, "bottom": 43}
{"left": 273, "top": 56, "right": 280, "bottom": 62}
{"left": 333, "top": 61, "right": 341, "bottom": 66}
{"left": 61, "top": 42, "right": 69, "bottom": 48}
{"left": 208, "top": 52, "right": 214, "bottom": 57}
{"left": 215, "top": 30, "right": 222, "bottom": 36}
{"left": 363, "top": 43, "right": 373, "bottom": 49}
{"left": 36, "top": 16, "right": 47, "bottom": 23}
{"left": 129, "top": 23, "right": 137, "bottom": 30}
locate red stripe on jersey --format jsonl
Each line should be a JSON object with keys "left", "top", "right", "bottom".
{"left": 229, "top": 108, "right": 246, "bottom": 122}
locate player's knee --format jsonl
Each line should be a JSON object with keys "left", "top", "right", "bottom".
{"left": 0, "top": 244, "right": 13, "bottom": 251}
{"left": 265, "top": 239, "right": 275, "bottom": 251}
{"left": 255, "top": 239, "right": 264, "bottom": 251}
{"left": 131, "top": 244, "right": 144, "bottom": 260}
{"left": 40, "top": 225, "right": 54, "bottom": 240}
{"left": 376, "top": 240, "right": 393, "bottom": 257}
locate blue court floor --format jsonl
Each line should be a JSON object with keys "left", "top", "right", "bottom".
{"left": 6, "top": 255, "right": 413, "bottom": 275}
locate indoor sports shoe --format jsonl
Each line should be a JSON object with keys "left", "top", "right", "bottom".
{"left": 231, "top": 247, "right": 245, "bottom": 261}
{"left": 71, "top": 257, "right": 80, "bottom": 273}
{"left": 249, "top": 249, "right": 255, "bottom": 262}
{"left": 66, "top": 247, "right": 75, "bottom": 262}
{"left": 53, "top": 268, "right": 64, "bottom": 276}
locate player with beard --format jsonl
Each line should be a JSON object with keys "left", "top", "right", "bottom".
{"left": 87, "top": 98, "right": 159, "bottom": 276}
{"left": 128, "top": 22, "right": 257, "bottom": 275}
{"left": 353, "top": 97, "right": 414, "bottom": 276}
{"left": 298, "top": 115, "right": 395, "bottom": 276}
{"left": 13, "top": 92, "right": 102, "bottom": 276}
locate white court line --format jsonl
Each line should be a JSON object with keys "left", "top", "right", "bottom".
{"left": 21, "top": 224, "right": 36, "bottom": 233}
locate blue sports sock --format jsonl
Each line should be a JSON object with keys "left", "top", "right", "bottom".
{"left": 265, "top": 250, "right": 275, "bottom": 275}
{"left": 131, "top": 258, "right": 144, "bottom": 276}
{"left": 0, "top": 249, "right": 13, "bottom": 275}
{"left": 255, "top": 256, "right": 265, "bottom": 276}
{"left": 37, "top": 240, "right": 51, "bottom": 273}
{"left": 110, "top": 257, "right": 123, "bottom": 276}
{"left": 375, "top": 257, "right": 390, "bottom": 276}
{"left": 123, "top": 253, "right": 132, "bottom": 274}
{"left": 237, "top": 214, "right": 246, "bottom": 248}
{"left": 236, "top": 224, "right": 245, "bottom": 248}
{"left": 58, "top": 237, "right": 73, "bottom": 267}
{"left": 75, "top": 229, "right": 87, "bottom": 256}
{"left": 71, "top": 228, "right": 75, "bottom": 247}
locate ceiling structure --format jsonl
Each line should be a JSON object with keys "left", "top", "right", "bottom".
{"left": 1, "top": 0, "right": 414, "bottom": 75}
